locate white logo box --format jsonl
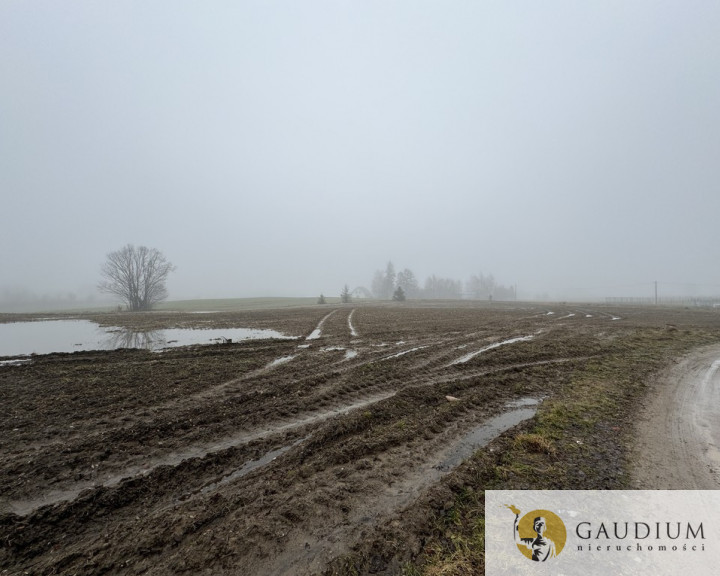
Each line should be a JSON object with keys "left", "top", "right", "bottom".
{"left": 485, "top": 490, "right": 719, "bottom": 575}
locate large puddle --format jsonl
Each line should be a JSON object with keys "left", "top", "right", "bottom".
{"left": 0, "top": 320, "right": 294, "bottom": 357}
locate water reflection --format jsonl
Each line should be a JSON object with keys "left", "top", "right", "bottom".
{"left": 103, "top": 328, "right": 165, "bottom": 350}
{"left": 0, "top": 320, "right": 295, "bottom": 357}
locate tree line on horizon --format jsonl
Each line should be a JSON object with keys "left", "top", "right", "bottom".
{"left": 369, "top": 261, "right": 516, "bottom": 301}
{"left": 27, "top": 244, "right": 519, "bottom": 312}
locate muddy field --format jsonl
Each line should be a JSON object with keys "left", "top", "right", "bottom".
{"left": 2, "top": 302, "right": 720, "bottom": 575}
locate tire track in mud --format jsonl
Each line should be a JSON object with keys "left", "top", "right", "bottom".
{"left": 0, "top": 350, "right": 402, "bottom": 508}
{"left": 2, "top": 307, "right": 609, "bottom": 575}
{"left": 4, "top": 388, "right": 538, "bottom": 576}
{"left": 0, "top": 315, "right": 565, "bottom": 509}
{"left": 2, "top": 310, "right": 368, "bottom": 500}
{"left": 5, "top": 391, "right": 396, "bottom": 516}
{"left": 242, "top": 322, "right": 597, "bottom": 575}
{"left": 183, "top": 307, "right": 359, "bottom": 402}
{"left": 306, "top": 310, "right": 337, "bottom": 340}
{"left": 427, "top": 355, "right": 596, "bottom": 388}
{"left": 4, "top": 324, "right": 550, "bottom": 515}
{"left": 263, "top": 397, "right": 542, "bottom": 576}
{"left": 2, "top": 308, "right": 414, "bottom": 512}
{"left": 447, "top": 334, "right": 536, "bottom": 366}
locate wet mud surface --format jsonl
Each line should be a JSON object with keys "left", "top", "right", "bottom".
{"left": 632, "top": 343, "right": 720, "bottom": 488}
{"left": 2, "top": 302, "right": 719, "bottom": 575}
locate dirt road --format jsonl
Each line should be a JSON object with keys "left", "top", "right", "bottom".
{"left": 632, "top": 343, "right": 720, "bottom": 489}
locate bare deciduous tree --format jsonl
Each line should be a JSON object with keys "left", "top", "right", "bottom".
{"left": 99, "top": 244, "right": 175, "bottom": 311}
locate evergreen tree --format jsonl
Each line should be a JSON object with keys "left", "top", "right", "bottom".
{"left": 340, "top": 284, "right": 352, "bottom": 303}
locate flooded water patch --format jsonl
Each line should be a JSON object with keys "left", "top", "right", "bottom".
{"left": 505, "top": 396, "right": 542, "bottom": 408}
{"left": 320, "top": 346, "right": 359, "bottom": 361}
{"left": 380, "top": 346, "right": 428, "bottom": 361}
{"left": 0, "top": 320, "right": 294, "bottom": 357}
{"left": 0, "top": 358, "right": 32, "bottom": 367}
{"left": 306, "top": 310, "right": 336, "bottom": 340}
{"left": 348, "top": 309, "right": 359, "bottom": 337}
{"left": 448, "top": 335, "right": 534, "bottom": 366}
{"left": 201, "top": 438, "right": 306, "bottom": 495}
{"left": 372, "top": 397, "right": 542, "bottom": 518}
{"left": 158, "top": 327, "right": 293, "bottom": 347}
{"left": 266, "top": 355, "right": 297, "bottom": 369}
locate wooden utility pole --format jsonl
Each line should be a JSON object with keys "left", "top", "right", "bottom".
{"left": 654, "top": 281, "right": 658, "bottom": 305}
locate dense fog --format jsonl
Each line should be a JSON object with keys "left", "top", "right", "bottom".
{"left": 2, "top": 1, "right": 719, "bottom": 309}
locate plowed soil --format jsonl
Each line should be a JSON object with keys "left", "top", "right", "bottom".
{"left": 2, "top": 302, "right": 719, "bottom": 575}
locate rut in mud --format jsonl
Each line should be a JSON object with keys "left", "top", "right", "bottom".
{"left": 2, "top": 302, "right": 714, "bottom": 575}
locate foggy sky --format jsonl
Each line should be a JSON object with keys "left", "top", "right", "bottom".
{"left": 2, "top": 1, "right": 720, "bottom": 305}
